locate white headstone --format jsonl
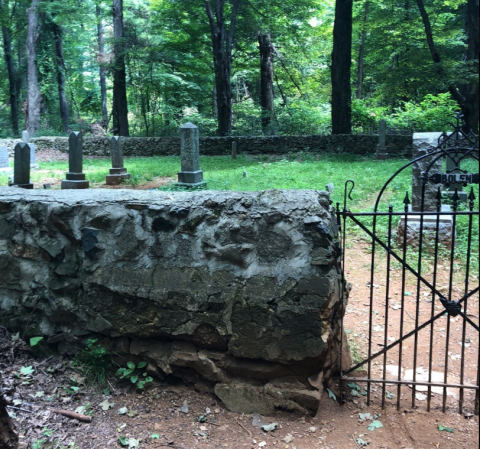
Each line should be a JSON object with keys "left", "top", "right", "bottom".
{"left": 22, "top": 130, "right": 30, "bottom": 143}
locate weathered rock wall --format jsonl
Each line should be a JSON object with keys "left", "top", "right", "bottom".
{"left": 0, "top": 134, "right": 412, "bottom": 157}
{"left": 0, "top": 187, "right": 349, "bottom": 415}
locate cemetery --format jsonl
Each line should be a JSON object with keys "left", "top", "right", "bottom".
{"left": 0, "top": 0, "right": 478, "bottom": 447}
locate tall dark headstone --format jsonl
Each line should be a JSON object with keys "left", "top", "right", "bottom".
{"left": 376, "top": 119, "right": 388, "bottom": 160}
{"left": 61, "top": 132, "right": 89, "bottom": 189}
{"left": 13, "top": 142, "right": 33, "bottom": 189}
{"left": 175, "top": 122, "right": 206, "bottom": 188}
{"left": 106, "top": 136, "right": 130, "bottom": 185}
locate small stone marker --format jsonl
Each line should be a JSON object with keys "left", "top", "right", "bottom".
{"left": 22, "top": 130, "right": 38, "bottom": 169}
{"left": 0, "top": 146, "right": 11, "bottom": 173}
{"left": 175, "top": 122, "right": 206, "bottom": 188}
{"left": 106, "top": 136, "right": 131, "bottom": 185}
{"left": 12, "top": 142, "right": 33, "bottom": 189}
{"left": 376, "top": 119, "right": 388, "bottom": 160}
{"left": 232, "top": 141, "right": 237, "bottom": 159}
{"left": 61, "top": 132, "right": 89, "bottom": 189}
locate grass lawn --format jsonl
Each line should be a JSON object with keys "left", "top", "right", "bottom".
{"left": 0, "top": 153, "right": 417, "bottom": 209}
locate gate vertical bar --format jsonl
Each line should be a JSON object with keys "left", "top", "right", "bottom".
{"left": 382, "top": 205, "right": 393, "bottom": 409}
{"left": 427, "top": 187, "right": 442, "bottom": 411}
{"left": 443, "top": 189, "right": 459, "bottom": 412}
{"left": 412, "top": 180, "right": 428, "bottom": 408}
{"left": 397, "top": 193, "right": 410, "bottom": 410}
{"left": 459, "top": 188, "right": 475, "bottom": 413}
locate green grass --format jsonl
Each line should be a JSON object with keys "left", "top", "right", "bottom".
{"left": 1, "top": 152, "right": 477, "bottom": 271}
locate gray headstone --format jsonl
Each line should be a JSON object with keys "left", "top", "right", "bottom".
{"left": 378, "top": 119, "right": 387, "bottom": 148}
{"left": 176, "top": 122, "right": 205, "bottom": 186}
{"left": 68, "top": 131, "right": 84, "bottom": 174}
{"left": 411, "top": 132, "right": 443, "bottom": 211}
{"left": 0, "top": 146, "right": 10, "bottom": 170}
{"left": 61, "top": 131, "right": 89, "bottom": 189}
{"left": 13, "top": 142, "right": 33, "bottom": 188}
{"left": 376, "top": 119, "right": 388, "bottom": 159}
{"left": 110, "top": 136, "right": 125, "bottom": 169}
{"left": 106, "top": 136, "right": 131, "bottom": 185}
{"left": 22, "top": 130, "right": 30, "bottom": 143}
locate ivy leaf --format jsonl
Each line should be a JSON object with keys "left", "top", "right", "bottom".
{"left": 118, "top": 436, "right": 128, "bottom": 446}
{"left": 20, "top": 366, "right": 34, "bottom": 376}
{"left": 130, "top": 376, "right": 139, "bottom": 384}
{"left": 348, "top": 382, "right": 360, "bottom": 391}
{"left": 351, "top": 389, "right": 360, "bottom": 397}
{"left": 359, "top": 413, "right": 372, "bottom": 421}
{"left": 137, "top": 361, "right": 147, "bottom": 369}
{"left": 367, "top": 420, "right": 383, "bottom": 431}
{"left": 327, "top": 388, "right": 336, "bottom": 401}
{"left": 30, "top": 337, "right": 44, "bottom": 347}
{"left": 117, "top": 407, "right": 128, "bottom": 415}
{"left": 98, "top": 400, "right": 114, "bottom": 411}
{"left": 356, "top": 437, "right": 369, "bottom": 446}
{"left": 127, "top": 361, "right": 136, "bottom": 369}
{"left": 386, "top": 391, "right": 394, "bottom": 399}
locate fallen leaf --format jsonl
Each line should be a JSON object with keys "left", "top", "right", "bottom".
{"left": 327, "top": 388, "right": 336, "bottom": 401}
{"left": 150, "top": 434, "right": 160, "bottom": 439}
{"left": 127, "top": 410, "right": 138, "bottom": 418}
{"left": 438, "top": 425, "right": 454, "bottom": 433}
{"left": 348, "top": 382, "right": 360, "bottom": 391}
{"left": 367, "top": 420, "right": 383, "bottom": 431}
{"left": 98, "top": 400, "right": 114, "bottom": 411}
{"left": 117, "top": 407, "right": 128, "bottom": 415}
{"left": 262, "top": 423, "right": 278, "bottom": 432}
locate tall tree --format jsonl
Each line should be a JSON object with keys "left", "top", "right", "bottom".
{"left": 355, "top": 1, "right": 369, "bottom": 100}
{"left": 96, "top": 3, "right": 108, "bottom": 127}
{"left": 205, "top": 0, "right": 239, "bottom": 136}
{"left": 112, "top": 0, "right": 129, "bottom": 136}
{"left": 331, "top": 0, "right": 352, "bottom": 134}
{"left": 415, "top": 0, "right": 479, "bottom": 133}
{"left": 258, "top": 32, "right": 274, "bottom": 132}
{"left": 0, "top": 0, "right": 19, "bottom": 136}
{"left": 51, "top": 21, "right": 69, "bottom": 132}
{"left": 26, "top": 0, "right": 41, "bottom": 136}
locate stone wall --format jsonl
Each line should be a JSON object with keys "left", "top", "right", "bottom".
{"left": 0, "top": 134, "right": 412, "bottom": 157}
{"left": 0, "top": 187, "right": 349, "bottom": 415}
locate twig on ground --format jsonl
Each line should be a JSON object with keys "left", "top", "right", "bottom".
{"left": 49, "top": 408, "right": 92, "bottom": 423}
{"left": 405, "top": 310, "right": 415, "bottom": 321}
{"left": 107, "top": 379, "right": 116, "bottom": 392}
{"left": 6, "top": 405, "right": 33, "bottom": 413}
{"left": 234, "top": 417, "right": 252, "bottom": 437}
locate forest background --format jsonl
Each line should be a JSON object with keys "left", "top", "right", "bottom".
{"left": 0, "top": 0, "right": 478, "bottom": 140}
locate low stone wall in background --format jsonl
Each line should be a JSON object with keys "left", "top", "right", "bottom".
{"left": 0, "top": 134, "right": 413, "bottom": 157}
{"left": 0, "top": 188, "right": 350, "bottom": 415}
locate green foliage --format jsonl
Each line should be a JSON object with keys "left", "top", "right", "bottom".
{"left": 115, "top": 361, "right": 153, "bottom": 389}
{"left": 74, "top": 338, "right": 114, "bottom": 386}
{"left": 30, "top": 336, "right": 44, "bottom": 347}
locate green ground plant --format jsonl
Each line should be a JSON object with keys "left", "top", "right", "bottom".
{"left": 115, "top": 361, "right": 153, "bottom": 389}
{"left": 73, "top": 338, "right": 115, "bottom": 387}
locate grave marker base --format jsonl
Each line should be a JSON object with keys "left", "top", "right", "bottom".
{"left": 12, "top": 183, "right": 34, "bottom": 189}
{"left": 61, "top": 180, "right": 89, "bottom": 189}
{"left": 174, "top": 181, "right": 207, "bottom": 190}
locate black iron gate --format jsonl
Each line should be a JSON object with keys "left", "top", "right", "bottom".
{"left": 337, "top": 114, "right": 479, "bottom": 414}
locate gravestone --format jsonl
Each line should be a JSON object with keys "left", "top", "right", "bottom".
{"left": 61, "top": 132, "right": 89, "bottom": 189}
{"left": 22, "top": 130, "right": 38, "bottom": 169}
{"left": 376, "top": 119, "right": 388, "bottom": 160}
{"left": 175, "top": 122, "right": 206, "bottom": 188}
{"left": 232, "top": 141, "right": 237, "bottom": 159}
{"left": 13, "top": 142, "right": 33, "bottom": 189}
{"left": 106, "top": 137, "right": 131, "bottom": 185}
{"left": 396, "top": 132, "right": 452, "bottom": 247}
{"left": 0, "top": 147, "right": 11, "bottom": 173}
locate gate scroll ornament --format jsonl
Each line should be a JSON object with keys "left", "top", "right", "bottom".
{"left": 337, "top": 114, "right": 479, "bottom": 414}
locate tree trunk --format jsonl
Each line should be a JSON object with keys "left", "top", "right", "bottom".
{"left": 463, "top": 0, "right": 479, "bottom": 133}
{"left": 205, "top": 0, "right": 239, "bottom": 136}
{"left": 96, "top": 3, "right": 108, "bottom": 127}
{"left": 52, "top": 22, "right": 69, "bottom": 132}
{"left": 415, "top": 0, "right": 479, "bottom": 133}
{"left": 0, "top": 372, "right": 17, "bottom": 449}
{"left": 26, "top": 0, "right": 41, "bottom": 136}
{"left": 331, "top": 0, "right": 353, "bottom": 134}
{"left": 355, "top": 1, "right": 369, "bottom": 100}
{"left": 258, "top": 33, "right": 274, "bottom": 132}
{"left": 112, "top": 0, "right": 129, "bottom": 136}
{"left": 1, "top": 0, "right": 20, "bottom": 136}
